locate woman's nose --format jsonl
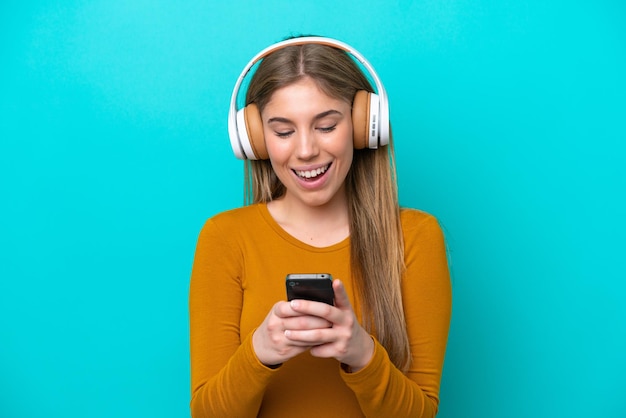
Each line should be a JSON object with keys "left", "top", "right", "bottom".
{"left": 294, "top": 129, "right": 319, "bottom": 160}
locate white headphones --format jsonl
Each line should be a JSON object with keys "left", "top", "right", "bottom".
{"left": 227, "top": 36, "right": 390, "bottom": 160}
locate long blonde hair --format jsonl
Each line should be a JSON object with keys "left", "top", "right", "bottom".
{"left": 243, "top": 41, "right": 410, "bottom": 372}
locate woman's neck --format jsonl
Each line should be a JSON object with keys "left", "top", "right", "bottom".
{"left": 266, "top": 194, "right": 350, "bottom": 247}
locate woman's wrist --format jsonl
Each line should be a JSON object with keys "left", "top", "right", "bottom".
{"left": 343, "top": 334, "right": 375, "bottom": 373}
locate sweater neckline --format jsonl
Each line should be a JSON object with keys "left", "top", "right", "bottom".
{"left": 256, "top": 203, "right": 350, "bottom": 252}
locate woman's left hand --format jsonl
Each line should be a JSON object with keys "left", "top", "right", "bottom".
{"left": 284, "top": 279, "right": 374, "bottom": 372}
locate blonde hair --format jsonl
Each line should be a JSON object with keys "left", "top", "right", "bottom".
{"left": 244, "top": 41, "right": 410, "bottom": 372}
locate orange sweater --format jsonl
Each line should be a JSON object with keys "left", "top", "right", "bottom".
{"left": 189, "top": 203, "right": 451, "bottom": 417}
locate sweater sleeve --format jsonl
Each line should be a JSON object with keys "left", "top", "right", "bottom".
{"left": 189, "top": 218, "right": 277, "bottom": 417}
{"left": 341, "top": 212, "right": 452, "bottom": 417}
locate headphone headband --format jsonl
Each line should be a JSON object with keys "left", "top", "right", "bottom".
{"left": 228, "top": 36, "right": 390, "bottom": 159}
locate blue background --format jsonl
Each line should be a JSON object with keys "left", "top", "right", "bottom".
{"left": 1, "top": 1, "right": 624, "bottom": 417}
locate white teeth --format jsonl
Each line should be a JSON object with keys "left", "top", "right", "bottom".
{"left": 296, "top": 165, "right": 329, "bottom": 179}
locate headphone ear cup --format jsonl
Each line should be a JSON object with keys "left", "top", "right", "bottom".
{"left": 352, "top": 90, "right": 370, "bottom": 150}
{"left": 367, "top": 93, "right": 381, "bottom": 149}
{"left": 241, "top": 103, "right": 269, "bottom": 160}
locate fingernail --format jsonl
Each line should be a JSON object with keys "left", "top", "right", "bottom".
{"left": 290, "top": 300, "right": 299, "bottom": 309}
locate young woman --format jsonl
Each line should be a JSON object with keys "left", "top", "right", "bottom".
{"left": 189, "top": 37, "right": 451, "bottom": 417}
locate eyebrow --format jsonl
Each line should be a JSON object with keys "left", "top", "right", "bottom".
{"left": 267, "top": 109, "right": 343, "bottom": 124}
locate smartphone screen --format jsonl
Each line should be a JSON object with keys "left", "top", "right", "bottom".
{"left": 286, "top": 273, "right": 334, "bottom": 305}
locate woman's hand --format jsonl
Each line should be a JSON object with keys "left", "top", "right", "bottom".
{"left": 252, "top": 300, "right": 333, "bottom": 367}
{"left": 284, "top": 280, "right": 375, "bottom": 372}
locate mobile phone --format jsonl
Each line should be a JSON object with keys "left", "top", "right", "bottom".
{"left": 286, "top": 273, "right": 334, "bottom": 305}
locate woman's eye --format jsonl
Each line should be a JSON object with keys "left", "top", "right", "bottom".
{"left": 318, "top": 125, "right": 337, "bottom": 133}
{"left": 275, "top": 131, "right": 293, "bottom": 138}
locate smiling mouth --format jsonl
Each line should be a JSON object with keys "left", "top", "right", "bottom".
{"left": 294, "top": 163, "right": 331, "bottom": 180}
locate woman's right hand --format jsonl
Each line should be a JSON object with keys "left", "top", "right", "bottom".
{"left": 252, "top": 301, "right": 332, "bottom": 367}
